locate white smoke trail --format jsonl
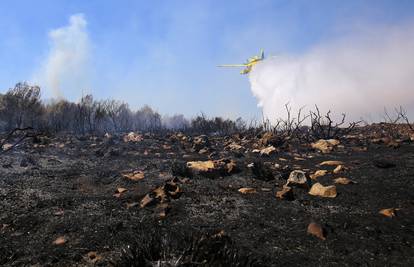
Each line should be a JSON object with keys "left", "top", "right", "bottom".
{"left": 249, "top": 21, "right": 414, "bottom": 123}
{"left": 34, "top": 14, "right": 90, "bottom": 99}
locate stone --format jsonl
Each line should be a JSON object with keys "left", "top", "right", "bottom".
{"left": 186, "top": 159, "right": 238, "bottom": 177}
{"left": 192, "top": 135, "right": 210, "bottom": 151}
{"left": 156, "top": 203, "right": 171, "bottom": 219}
{"left": 227, "top": 143, "right": 243, "bottom": 151}
{"left": 334, "top": 177, "right": 355, "bottom": 185}
{"left": 260, "top": 146, "right": 277, "bottom": 156}
{"left": 123, "top": 132, "right": 143, "bottom": 142}
{"left": 260, "top": 132, "right": 285, "bottom": 147}
{"left": 275, "top": 186, "right": 294, "bottom": 200}
{"left": 122, "top": 170, "right": 145, "bottom": 181}
{"left": 372, "top": 137, "right": 400, "bottom": 148}
{"left": 286, "top": 170, "right": 309, "bottom": 186}
{"left": 311, "top": 139, "right": 340, "bottom": 153}
{"left": 387, "top": 140, "right": 400, "bottom": 148}
{"left": 113, "top": 187, "right": 128, "bottom": 198}
{"left": 307, "top": 222, "right": 326, "bottom": 240}
{"left": 238, "top": 187, "right": 256, "bottom": 194}
{"left": 333, "top": 165, "right": 344, "bottom": 174}
{"left": 140, "top": 193, "right": 156, "bottom": 208}
{"left": 2, "top": 143, "right": 13, "bottom": 151}
{"left": 140, "top": 179, "right": 182, "bottom": 210}
{"left": 53, "top": 236, "right": 67, "bottom": 245}
{"left": 309, "top": 183, "right": 337, "bottom": 198}
{"left": 198, "top": 148, "right": 209, "bottom": 154}
{"left": 294, "top": 157, "right": 305, "bottom": 161}
{"left": 319, "top": 160, "right": 343, "bottom": 166}
{"left": 86, "top": 251, "right": 102, "bottom": 264}
{"left": 186, "top": 160, "right": 215, "bottom": 172}
{"left": 223, "top": 159, "right": 238, "bottom": 174}
{"left": 379, "top": 208, "right": 399, "bottom": 218}
{"left": 126, "top": 202, "right": 140, "bottom": 209}
{"left": 310, "top": 170, "right": 328, "bottom": 180}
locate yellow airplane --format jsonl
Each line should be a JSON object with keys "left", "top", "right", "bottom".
{"left": 218, "top": 49, "right": 265, "bottom": 74}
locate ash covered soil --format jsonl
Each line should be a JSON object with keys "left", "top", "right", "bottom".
{"left": 0, "top": 130, "right": 413, "bottom": 266}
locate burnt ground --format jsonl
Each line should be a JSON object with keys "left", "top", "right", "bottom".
{"left": 0, "top": 131, "right": 413, "bottom": 266}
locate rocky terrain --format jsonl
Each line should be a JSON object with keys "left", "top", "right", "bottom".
{"left": 0, "top": 127, "right": 413, "bottom": 266}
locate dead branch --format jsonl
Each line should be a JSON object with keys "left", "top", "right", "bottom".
{"left": 0, "top": 127, "right": 37, "bottom": 155}
{"left": 397, "top": 106, "right": 414, "bottom": 131}
{"left": 383, "top": 107, "right": 403, "bottom": 124}
{"left": 308, "top": 106, "right": 360, "bottom": 140}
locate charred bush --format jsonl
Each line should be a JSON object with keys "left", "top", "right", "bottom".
{"left": 171, "top": 161, "right": 192, "bottom": 177}
{"left": 32, "top": 135, "right": 51, "bottom": 145}
{"left": 116, "top": 224, "right": 262, "bottom": 267}
{"left": 192, "top": 135, "right": 210, "bottom": 151}
{"left": 190, "top": 113, "right": 241, "bottom": 136}
{"left": 259, "top": 132, "right": 285, "bottom": 147}
{"left": 0, "top": 82, "right": 43, "bottom": 131}
{"left": 261, "top": 104, "right": 361, "bottom": 142}
{"left": 377, "top": 106, "right": 414, "bottom": 139}
{"left": 0, "top": 244, "right": 17, "bottom": 265}
{"left": 307, "top": 106, "right": 360, "bottom": 140}
{"left": 0, "top": 127, "right": 39, "bottom": 154}
{"left": 250, "top": 160, "right": 274, "bottom": 181}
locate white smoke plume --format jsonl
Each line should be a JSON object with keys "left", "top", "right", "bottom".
{"left": 34, "top": 14, "right": 90, "bottom": 99}
{"left": 249, "top": 21, "right": 414, "bottom": 123}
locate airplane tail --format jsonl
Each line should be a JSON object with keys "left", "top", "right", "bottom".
{"left": 260, "top": 49, "right": 264, "bottom": 59}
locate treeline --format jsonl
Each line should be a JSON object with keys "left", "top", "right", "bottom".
{"left": 0, "top": 82, "right": 247, "bottom": 135}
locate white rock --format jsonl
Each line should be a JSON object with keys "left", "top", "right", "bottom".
{"left": 287, "top": 170, "right": 309, "bottom": 186}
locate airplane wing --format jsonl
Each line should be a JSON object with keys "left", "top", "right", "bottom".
{"left": 217, "top": 64, "right": 246, "bottom": 67}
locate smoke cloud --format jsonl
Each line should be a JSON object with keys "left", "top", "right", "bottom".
{"left": 34, "top": 14, "right": 90, "bottom": 99}
{"left": 249, "top": 21, "right": 414, "bottom": 123}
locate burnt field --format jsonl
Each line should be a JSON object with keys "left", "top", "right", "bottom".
{"left": 0, "top": 128, "right": 413, "bottom": 266}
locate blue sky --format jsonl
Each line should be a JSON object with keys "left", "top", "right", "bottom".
{"left": 0, "top": 0, "right": 413, "bottom": 119}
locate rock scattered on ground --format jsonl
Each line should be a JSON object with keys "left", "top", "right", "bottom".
{"left": 286, "top": 170, "right": 309, "bottom": 187}
{"left": 308, "top": 183, "right": 337, "bottom": 198}
{"left": 0, "top": 127, "right": 413, "bottom": 266}
{"left": 311, "top": 139, "right": 340, "bottom": 153}
{"left": 307, "top": 222, "right": 326, "bottom": 240}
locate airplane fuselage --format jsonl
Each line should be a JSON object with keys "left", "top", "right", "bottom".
{"left": 218, "top": 49, "right": 265, "bottom": 74}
